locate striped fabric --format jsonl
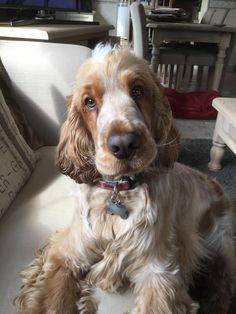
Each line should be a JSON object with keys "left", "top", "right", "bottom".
{"left": 0, "top": 89, "right": 37, "bottom": 218}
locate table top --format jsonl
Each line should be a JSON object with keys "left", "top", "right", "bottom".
{"left": 0, "top": 23, "right": 114, "bottom": 40}
{"left": 213, "top": 98, "right": 236, "bottom": 121}
{"left": 147, "top": 21, "right": 236, "bottom": 33}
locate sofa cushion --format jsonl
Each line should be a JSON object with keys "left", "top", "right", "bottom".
{"left": 0, "top": 146, "right": 134, "bottom": 314}
{"left": 0, "top": 146, "right": 75, "bottom": 313}
{"left": 0, "top": 89, "right": 37, "bottom": 218}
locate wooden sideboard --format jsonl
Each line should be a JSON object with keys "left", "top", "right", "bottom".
{"left": 0, "top": 23, "right": 114, "bottom": 47}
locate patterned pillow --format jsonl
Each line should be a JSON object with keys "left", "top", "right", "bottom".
{"left": 0, "top": 89, "right": 37, "bottom": 218}
{"left": 0, "top": 57, "right": 43, "bottom": 150}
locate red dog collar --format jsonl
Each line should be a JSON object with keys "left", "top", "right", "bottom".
{"left": 94, "top": 175, "right": 142, "bottom": 192}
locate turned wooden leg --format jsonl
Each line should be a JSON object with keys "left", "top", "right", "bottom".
{"left": 212, "top": 44, "right": 227, "bottom": 91}
{"left": 208, "top": 140, "right": 226, "bottom": 171}
{"left": 175, "top": 64, "right": 184, "bottom": 91}
{"left": 182, "top": 65, "right": 192, "bottom": 91}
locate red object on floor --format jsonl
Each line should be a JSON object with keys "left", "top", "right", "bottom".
{"left": 163, "top": 87, "right": 219, "bottom": 120}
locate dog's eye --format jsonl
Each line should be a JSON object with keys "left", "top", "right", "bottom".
{"left": 84, "top": 97, "right": 96, "bottom": 111}
{"left": 131, "top": 85, "right": 144, "bottom": 100}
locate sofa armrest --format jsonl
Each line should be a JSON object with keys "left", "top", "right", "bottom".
{"left": 0, "top": 41, "right": 91, "bottom": 145}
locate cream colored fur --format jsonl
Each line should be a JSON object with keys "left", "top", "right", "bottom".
{"left": 15, "top": 44, "right": 236, "bottom": 314}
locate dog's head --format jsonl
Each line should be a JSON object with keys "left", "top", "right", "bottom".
{"left": 56, "top": 44, "right": 180, "bottom": 183}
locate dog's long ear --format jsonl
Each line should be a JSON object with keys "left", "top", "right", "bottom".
{"left": 56, "top": 96, "right": 99, "bottom": 184}
{"left": 151, "top": 73, "right": 180, "bottom": 170}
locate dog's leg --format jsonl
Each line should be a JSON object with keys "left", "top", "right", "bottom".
{"left": 14, "top": 246, "right": 83, "bottom": 314}
{"left": 190, "top": 250, "right": 236, "bottom": 314}
{"left": 131, "top": 271, "right": 199, "bottom": 314}
{"left": 77, "top": 280, "right": 97, "bottom": 314}
{"left": 86, "top": 247, "right": 129, "bottom": 293}
{"left": 191, "top": 204, "right": 236, "bottom": 314}
{"left": 14, "top": 229, "right": 98, "bottom": 314}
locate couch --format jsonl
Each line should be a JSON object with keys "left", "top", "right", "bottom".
{"left": 0, "top": 41, "right": 134, "bottom": 314}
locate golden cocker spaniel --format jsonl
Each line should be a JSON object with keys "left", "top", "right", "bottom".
{"left": 15, "top": 44, "right": 236, "bottom": 314}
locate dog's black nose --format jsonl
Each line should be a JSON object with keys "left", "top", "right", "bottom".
{"left": 107, "top": 132, "right": 140, "bottom": 159}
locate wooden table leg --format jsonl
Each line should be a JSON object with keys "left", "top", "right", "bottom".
{"left": 212, "top": 43, "right": 227, "bottom": 91}
{"left": 150, "top": 44, "right": 159, "bottom": 73}
{"left": 208, "top": 97, "right": 236, "bottom": 170}
{"left": 150, "top": 34, "right": 163, "bottom": 74}
{"left": 212, "top": 36, "right": 230, "bottom": 90}
{"left": 208, "top": 118, "right": 226, "bottom": 171}
{"left": 208, "top": 140, "right": 226, "bottom": 171}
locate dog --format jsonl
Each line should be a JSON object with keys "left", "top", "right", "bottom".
{"left": 15, "top": 44, "right": 236, "bottom": 314}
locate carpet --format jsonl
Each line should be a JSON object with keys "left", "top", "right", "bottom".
{"left": 178, "top": 138, "right": 236, "bottom": 201}
{"left": 178, "top": 138, "right": 236, "bottom": 314}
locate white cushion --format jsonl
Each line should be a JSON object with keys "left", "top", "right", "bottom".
{"left": 0, "top": 41, "right": 92, "bottom": 145}
{"left": 0, "top": 146, "right": 76, "bottom": 313}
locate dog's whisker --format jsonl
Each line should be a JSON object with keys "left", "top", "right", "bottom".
{"left": 156, "top": 136, "right": 180, "bottom": 148}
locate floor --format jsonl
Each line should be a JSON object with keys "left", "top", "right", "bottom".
{"left": 175, "top": 70, "right": 236, "bottom": 139}
{"left": 176, "top": 119, "right": 215, "bottom": 139}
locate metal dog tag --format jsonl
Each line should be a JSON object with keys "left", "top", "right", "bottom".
{"left": 106, "top": 191, "right": 129, "bottom": 219}
{"left": 106, "top": 199, "right": 129, "bottom": 219}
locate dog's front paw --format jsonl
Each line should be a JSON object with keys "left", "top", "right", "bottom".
{"left": 88, "top": 267, "right": 125, "bottom": 293}
{"left": 98, "top": 275, "right": 124, "bottom": 293}
{"left": 77, "top": 281, "right": 97, "bottom": 314}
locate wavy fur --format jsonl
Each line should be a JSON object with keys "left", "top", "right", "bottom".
{"left": 15, "top": 44, "right": 236, "bottom": 314}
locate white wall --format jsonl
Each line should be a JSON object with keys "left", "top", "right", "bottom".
{"left": 93, "top": 0, "right": 118, "bottom": 36}
{"left": 199, "top": 0, "right": 210, "bottom": 21}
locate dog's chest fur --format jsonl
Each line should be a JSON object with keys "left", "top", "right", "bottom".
{"left": 77, "top": 182, "right": 152, "bottom": 241}
{"left": 73, "top": 182, "right": 166, "bottom": 291}
{"left": 70, "top": 167, "right": 222, "bottom": 290}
